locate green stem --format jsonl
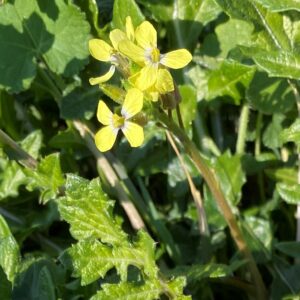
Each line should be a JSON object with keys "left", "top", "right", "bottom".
{"left": 236, "top": 103, "right": 250, "bottom": 154}
{"left": 0, "top": 129, "right": 37, "bottom": 169}
{"left": 255, "top": 112, "right": 265, "bottom": 203}
{"left": 157, "top": 111, "right": 267, "bottom": 300}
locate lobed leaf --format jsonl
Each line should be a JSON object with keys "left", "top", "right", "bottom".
{"left": 25, "top": 153, "right": 65, "bottom": 204}
{"left": 0, "top": 0, "right": 90, "bottom": 92}
{"left": 57, "top": 174, "right": 127, "bottom": 245}
{"left": 91, "top": 280, "right": 161, "bottom": 300}
{"left": 68, "top": 231, "right": 157, "bottom": 285}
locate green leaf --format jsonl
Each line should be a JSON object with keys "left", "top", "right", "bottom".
{"left": 68, "top": 231, "right": 157, "bottom": 285}
{"left": 91, "top": 280, "right": 161, "bottom": 300}
{"left": 0, "top": 268, "right": 11, "bottom": 300}
{"left": 262, "top": 114, "right": 284, "bottom": 149}
{"left": 253, "top": 0, "right": 300, "bottom": 12}
{"left": 277, "top": 182, "right": 300, "bottom": 205}
{"left": 275, "top": 242, "right": 300, "bottom": 258}
{"left": 214, "top": 151, "right": 246, "bottom": 205}
{"left": 60, "top": 87, "right": 100, "bottom": 120}
{"left": 0, "top": 0, "right": 90, "bottom": 92}
{"left": 206, "top": 61, "right": 256, "bottom": 104}
{"left": 112, "top": 0, "right": 144, "bottom": 30}
{"left": 0, "top": 215, "right": 20, "bottom": 282}
{"left": 214, "top": 0, "right": 292, "bottom": 50}
{"left": 138, "top": 0, "right": 221, "bottom": 49}
{"left": 246, "top": 72, "right": 295, "bottom": 114}
{"left": 215, "top": 19, "right": 254, "bottom": 58}
{"left": 25, "top": 153, "right": 65, "bottom": 204}
{"left": 12, "top": 258, "right": 60, "bottom": 300}
{"left": 240, "top": 47, "right": 300, "bottom": 79}
{"left": 265, "top": 168, "right": 298, "bottom": 185}
{"left": 57, "top": 174, "right": 128, "bottom": 245}
{"left": 281, "top": 119, "right": 300, "bottom": 146}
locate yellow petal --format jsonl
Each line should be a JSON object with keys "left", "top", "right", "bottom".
{"left": 110, "top": 29, "right": 126, "bottom": 50}
{"left": 89, "top": 65, "right": 115, "bottom": 85}
{"left": 121, "top": 88, "right": 143, "bottom": 118}
{"left": 160, "top": 49, "right": 192, "bottom": 69}
{"left": 95, "top": 126, "right": 118, "bottom": 152}
{"left": 126, "top": 16, "right": 135, "bottom": 41}
{"left": 89, "top": 39, "right": 113, "bottom": 61}
{"left": 97, "top": 100, "right": 113, "bottom": 125}
{"left": 135, "top": 21, "right": 157, "bottom": 48}
{"left": 135, "top": 65, "right": 157, "bottom": 91}
{"left": 118, "top": 40, "right": 145, "bottom": 64}
{"left": 155, "top": 69, "right": 174, "bottom": 93}
{"left": 122, "top": 121, "right": 144, "bottom": 147}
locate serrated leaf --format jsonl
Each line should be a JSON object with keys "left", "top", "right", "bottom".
{"left": 214, "top": 151, "right": 246, "bottom": 205}
{"left": 0, "top": 215, "right": 20, "bottom": 283}
{"left": 91, "top": 280, "right": 161, "bottom": 300}
{"left": 0, "top": 0, "right": 90, "bottom": 92}
{"left": 253, "top": 0, "right": 300, "bottom": 12}
{"left": 166, "top": 277, "right": 191, "bottom": 299}
{"left": 246, "top": 72, "right": 295, "bottom": 114}
{"left": 281, "top": 119, "right": 300, "bottom": 146}
{"left": 25, "top": 153, "right": 65, "bottom": 204}
{"left": 276, "top": 242, "right": 300, "bottom": 258}
{"left": 277, "top": 182, "right": 300, "bottom": 204}
{"left": 68, "top": 231, "right": 157, "bottom": 285}
{"left": 112, "top": 0, "right": 144, "bottom": 30}
{"left": 241, "top": 47, "right": 300, "bottom": 79}
{"left": 206, "top": 61, "right": 255, "bottom": 104}
{"left": 57, "top": 174, "right": 127, "bottom": 245}
{"left": 215, "top": 0, "right": 292, "bottom": 50}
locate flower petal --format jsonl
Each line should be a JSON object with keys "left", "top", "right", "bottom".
{"left": 121, "top": 88, "right": 143, "bottom": 119}
{"left": 89, "top": 65, "right": 116, "bottom": 85}
{"left": 160, "top": 49, "right": 192, "bottom": 69}
{"left": 155, "top": 69, "right": 174, "bottom": 93}
{"left": 135, "top": 21, "right": 157, "bottom": 49}
{"left": 135, "top": 65, "right": 157, "bottom": 91}
{"left": 97, "top": 100, "right": 113, "bottom": 125}
{"left": 89, "top": 39, "right": 113, "bottom": 61}
{"left": 110, "top": 29, "right": 126, "bottom": 50}
{"left": 95, "top": 126, "right": 118, "bottom": 152}
{"left": 122, "top": 121, "right": 144, "bottom": 147}
{"left": 126, "top": 16, "right": 135, "bottom": 41}
{"left": 118, "top": 40, "right": 145, "bottom": 64}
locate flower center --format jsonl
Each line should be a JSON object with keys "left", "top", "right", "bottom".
{"left": 150, "top": 48, "right": 160, "bottom": 63}
{"left": 112, "top": 113, "right": 125, "bottom": 128}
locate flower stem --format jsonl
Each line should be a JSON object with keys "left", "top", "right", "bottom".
{"left": 236, "top": 102, "right": 250, "bottom": 154}
{"left": 157, "top": 111, "right": 267, "bottom": 300}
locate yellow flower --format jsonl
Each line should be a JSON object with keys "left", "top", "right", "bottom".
{"left": 95, "top": 88, "right": 144, "bottom": 152}
{"left": 129, "top": 68, "right": 174, "bottom": 102}
{"left": 88, "top": 17, "right": 135, "bottom": 85}
{"left": 118, "top": 20, "right": 192, "bottom": 91}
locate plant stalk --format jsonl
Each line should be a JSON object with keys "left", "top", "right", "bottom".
{"left": 157, "top": 111, "right": 267, "bottom": 299}
{"left": 236, "top": 103, "right": 250, "bottom": 154}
